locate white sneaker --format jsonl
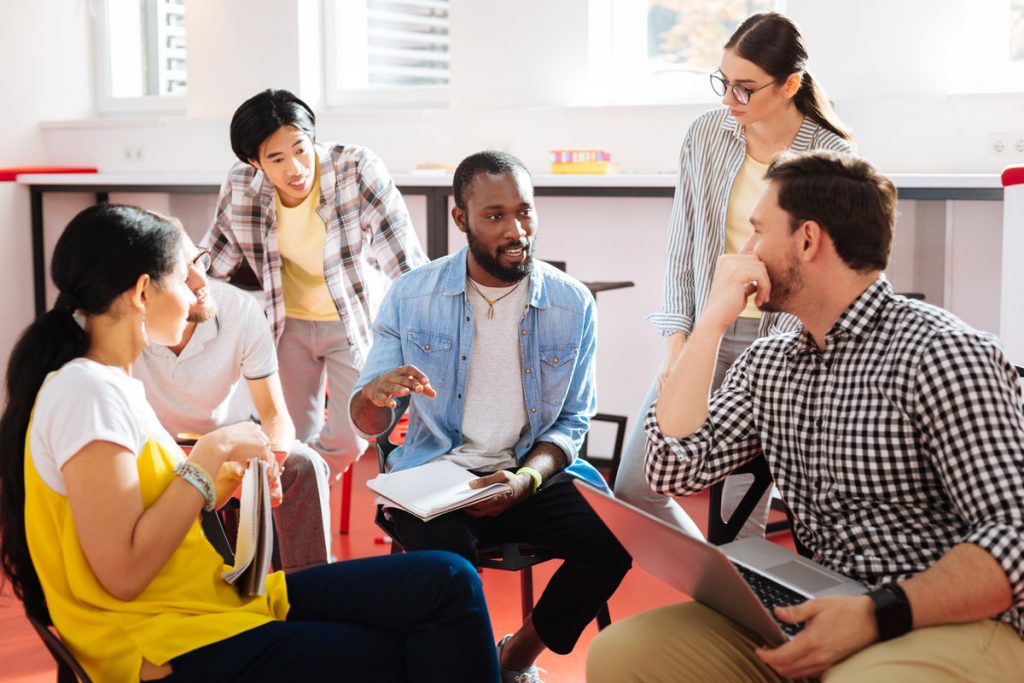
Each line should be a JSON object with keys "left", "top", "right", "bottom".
{"left": 496, "top": 634, "right": 546, "bottom": 683}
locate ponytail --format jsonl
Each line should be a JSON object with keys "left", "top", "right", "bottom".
{"left": 0, "top": 308, "right": 89, "bottom": 618}
{"left": 794, "top": 71, "right": 853, "bottom": 142}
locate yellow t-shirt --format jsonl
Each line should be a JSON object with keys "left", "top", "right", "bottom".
{"left": 24, "top": 366, "right": 289, "bottom": 682}
{"left": 276, "top": 163, "right": 341, "bottom": 321}
{"left": 724, "top": 154, "right": 769, "bottom": 319}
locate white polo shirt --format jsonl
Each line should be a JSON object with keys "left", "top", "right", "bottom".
{"left": 134, "top": 280, "right": 277, "bottom": 439}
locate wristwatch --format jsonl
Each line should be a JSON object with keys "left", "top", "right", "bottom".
{"left": 866, "top": 582, "right": 913, "bottom": 641}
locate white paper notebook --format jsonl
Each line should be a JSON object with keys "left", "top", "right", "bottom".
{"left": 367, "top": 460, "right": 513, "bottom": 521}
{"left": 221, "top": 458, "right": 274, "bottom": 596}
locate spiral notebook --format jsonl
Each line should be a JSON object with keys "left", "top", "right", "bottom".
{"left": 221, "top": 458, "right": 274, "bottom": 596}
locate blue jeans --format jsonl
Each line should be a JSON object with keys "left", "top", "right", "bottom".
{"left": 163, "top": 551, "right": 499, "bottom": 682}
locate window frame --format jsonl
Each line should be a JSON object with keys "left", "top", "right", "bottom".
{"left": 322, "top": 0, "right": 450, "bottom": 110}
{"left": 91, "top": 0, "right": 187, "bottom": 115}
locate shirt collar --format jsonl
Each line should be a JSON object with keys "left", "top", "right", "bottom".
{"left": 442, "top": 246, "right": 549, "bottom": 309}
{"left": 149, "top": 315, "right": 221, "bottom": 362}
{"left": 788, "top": 274, "right": 892, "bottom": 356}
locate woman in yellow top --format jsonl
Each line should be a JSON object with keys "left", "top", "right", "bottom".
{"left": 0, "top": 204, "right": 498, "bottom": 682}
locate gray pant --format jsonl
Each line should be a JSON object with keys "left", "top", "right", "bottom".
{"left": 614, "top": 317, "right": 772, "bottom": 539}
{"left": 277, "top": 318, "right": 369, "bottom": 480}
{"left": 275, "top": 441, "right": 333, "bottom": 572}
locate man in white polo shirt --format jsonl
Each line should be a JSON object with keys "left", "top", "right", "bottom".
{"left": 135, "top": 236, "right": 332, "bottom": 573}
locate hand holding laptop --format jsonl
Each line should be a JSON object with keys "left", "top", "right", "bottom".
{"left": 755, "top": 594, "right": 878, "bottom": 679}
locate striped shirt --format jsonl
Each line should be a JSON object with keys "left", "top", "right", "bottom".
{"left": 201, "top": 143, "right": 428, "bottom": 368}
{"left": 646, "top": 276, "right": 1024, "bottom": 636}
{"left": 649, "top": 108, "right": 854, "bottom": 338}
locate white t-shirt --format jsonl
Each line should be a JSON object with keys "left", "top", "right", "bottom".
{"left": 29, "top": 358, "right": 179, "bottom": 495}
{"left": 134, "top": 280, "right": 277, "bottom": 438}
{"left": 445, "top": 277, "right": 531, "bottom": 472}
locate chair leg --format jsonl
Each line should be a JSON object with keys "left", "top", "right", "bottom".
{"left": 339, "top": 464, "right": 353, "bottom": 535}
{"left": 520, "top": 567, "right": 534, "bottom": 622}
{"left": 596, "top": 603, "right": 611, "bottom": 630}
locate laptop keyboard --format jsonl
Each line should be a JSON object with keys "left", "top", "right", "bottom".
{"left": 731, "top": 562, "right": 808, "bottom": 637}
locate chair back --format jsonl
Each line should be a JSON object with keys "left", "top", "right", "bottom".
{"left": 25, "top": 609, "right": 93, "bottom": 683}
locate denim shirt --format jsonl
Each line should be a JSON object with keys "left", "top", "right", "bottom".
{"left": 352, "top": 247, "right": 598, "bottom": 475}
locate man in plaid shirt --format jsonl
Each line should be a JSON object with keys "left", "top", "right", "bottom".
{"left": 587, "top": 150, "right": 1024, "bottom": 682}
{"left": 202, "top": 90, "right": 427, "bottom": 480}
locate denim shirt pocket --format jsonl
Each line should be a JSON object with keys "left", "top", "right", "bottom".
{"left": 406, "top": 330, "right": 454, "bottom": 389}
{"left": 538, "top": 343, "right": 579, "bottom": 407}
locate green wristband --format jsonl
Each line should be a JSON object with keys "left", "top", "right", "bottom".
{"left": 516, "top": 466, "right": 543, "bottom": 495}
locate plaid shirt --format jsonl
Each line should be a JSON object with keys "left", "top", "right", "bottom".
{"left": 201, "top": 143, "right": 428, "bottom": 368}
{"left": 646, "top": 276, "right": 1024, "bottom": 636}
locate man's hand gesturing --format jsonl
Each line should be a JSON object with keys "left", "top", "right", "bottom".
{"left": 362, "top": 365, "right": 438, "bottom": 408}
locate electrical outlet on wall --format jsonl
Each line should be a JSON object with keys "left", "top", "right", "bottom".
{"left": 988, "top": 133, "right": 1024, "bottom": 157}
{"left": 122, "top": 144, "right": 145, "bottom": 162}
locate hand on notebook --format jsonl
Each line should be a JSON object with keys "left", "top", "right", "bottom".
{"left": 362, "top": 364, "right": 438, "bottom": 409}
{"left": 755, "top": 594, "right": 877, "bottom": 678}
{"left": 463, "top": 470, "right": 531, "bottom": 518}
{"left": 192, "top": 422, "right": 283, "bottom": 508}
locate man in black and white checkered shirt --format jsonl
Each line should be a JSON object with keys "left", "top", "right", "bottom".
{"left": 587, "top": 150, "right": 1024, "bottom": 682}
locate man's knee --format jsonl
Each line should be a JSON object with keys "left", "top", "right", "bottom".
{"left": 282, "top": 443, "right": 329, "bottom": 488}
{"left": 389, "top": 511, "right": 478, "bottom": 564}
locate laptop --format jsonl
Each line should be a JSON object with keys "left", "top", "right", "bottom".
{"left": 573, "top": 478, "right": 866, "bottom": 645}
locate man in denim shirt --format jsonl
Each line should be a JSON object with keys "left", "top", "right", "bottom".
{"left": 350, "top": 151, "right": 630, "bottom": 682}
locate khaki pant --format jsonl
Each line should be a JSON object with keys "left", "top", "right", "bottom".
{"left": 586, "top": 602, "right": 1024, "bottom": 683}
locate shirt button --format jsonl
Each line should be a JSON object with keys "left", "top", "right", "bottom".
{"left": 465, "top": 316, "right": 470, "bottom": 321}
{"left": 531, "top": 407, "right": 537, "bottom": 414}
{"left": 525, "top": 368, "right": 532, "bottom": 374}
{"left": 424, "top": 344, "right": 431, "bottom": 350}
{"left": 521, "top": 329, "right": 528, "bottom": 335}
{"left": 461, "top": 355, "right": 467, "bottom": 361}
{"left": 552, "top": 357, "right": 558, "bottom": 364}
{"left": 457, "top": 393, "right": 462, "bottom": 399}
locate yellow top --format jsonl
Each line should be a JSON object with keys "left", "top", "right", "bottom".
{"left": 24, "top": 420, "right": 289, "bottom": 682}
{"left": 276, "top": 162, "right": 340, "bottom": 321}
{"left": 725, "top": 154, "right": 769, "bottom": 319}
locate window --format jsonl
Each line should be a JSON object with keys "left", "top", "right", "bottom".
{"left": 93, "top": 0, "right": 187, "bottom": 113}
{"left": 606, "top": 0, "right": 778, "bottom": 105}
{"left": 324, "top": 0, "right": 450, "bottom": 108}
{"left": 1013, "top": 0, "right": 1024, "bottom": 62}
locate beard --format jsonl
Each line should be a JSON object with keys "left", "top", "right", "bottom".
{"left": 187, "top": 298, "right": 217, "bottom": 323}
{"left": 465, "top": 220, "right": 534, "bottom": 284}
{"left": 757, "top": 257, "right": 802, "bottom": 313}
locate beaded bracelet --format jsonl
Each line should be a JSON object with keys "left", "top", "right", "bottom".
{"left": 175, "top": 460, "right": 216, "bottom": 511}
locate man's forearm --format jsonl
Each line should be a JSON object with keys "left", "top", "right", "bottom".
{"left": 656, "top": 320, "right": 725, "bottom": 438}
{"left": 349, "top": 390, "right": 394, "bottom": 436}
{"left": 902, "top": 542, "right": 1014, "bottom": 629}
{"left": 261, "top": 413, "right": 295, "bottom": 451}
{"left": 521, "top": 441, "right": 568, "bottom": 482}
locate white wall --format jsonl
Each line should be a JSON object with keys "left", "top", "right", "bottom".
{"left": 0, "top": 0, "right": 92, "bottom": 376}
{"left": 2, "top": 0, "right": 1021, "bottom": 449}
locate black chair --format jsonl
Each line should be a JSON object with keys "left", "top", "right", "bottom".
{"left": 373, "top": 413, "right": 611, "bottom": 629}
{"left": 579, "top": 413, "right": 627, "bottom": 488}
{"left": 25, "top": 608, "right": 92, "bottom": 683}
{"left": 706, "top": 455, "right": 807, "bottom": 554}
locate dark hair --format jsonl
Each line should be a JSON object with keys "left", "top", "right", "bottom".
{"left": 726, "top": 12, "right": 852, "bottom": 141}
{"left": 766, "top": 150, "right": 895, "bottom": 272}
{"left": 453, "top": 150, "right": 531, "bottom": 210}
{"left": 229, "top": 89, "right": 317, "bottom": 164}
{"left": 0, "top": 203, "right": 182, "bottom": 619}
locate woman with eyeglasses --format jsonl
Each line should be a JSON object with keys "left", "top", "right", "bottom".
{"left": 614, "top": 11, "right": 854, "bottom": 538}
{"left": 0, "top": 203, "right": 498, "bottom": 682}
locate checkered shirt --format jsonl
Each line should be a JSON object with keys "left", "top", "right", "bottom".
{"left": 201, "top": 142, "right": 428, "bottom": 368}
{"left": 645, "top": 276, "right": 1024, "bottom": 636}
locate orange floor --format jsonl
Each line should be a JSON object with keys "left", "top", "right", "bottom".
{"left": 0, "top": 453, "right": 791, "bottom": 682}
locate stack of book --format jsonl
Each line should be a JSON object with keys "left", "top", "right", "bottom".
{"left": 550, "top": 149, "right": 618, "bottom": 174}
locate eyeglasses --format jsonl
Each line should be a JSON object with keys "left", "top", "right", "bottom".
{"left": 189, "top": 248, "right": 212, "bottom": 273}
{"left": 710, "top": 71, "right": 776, "bottom": 105}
